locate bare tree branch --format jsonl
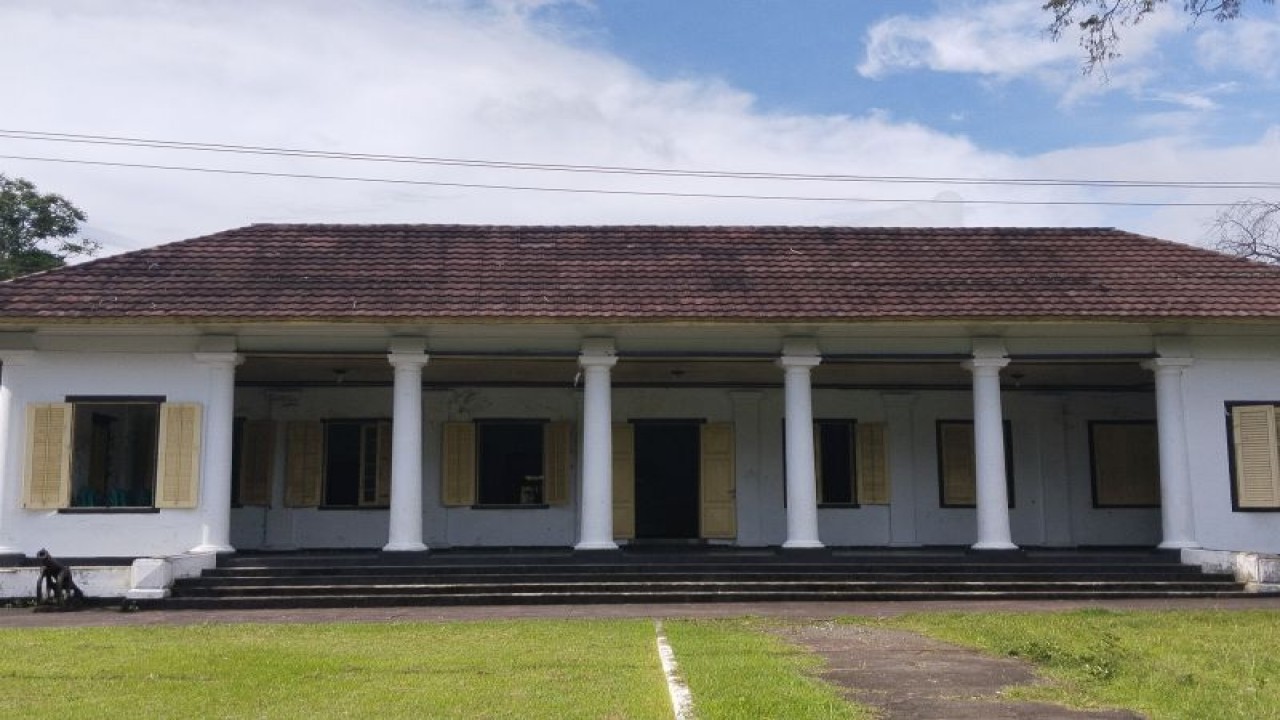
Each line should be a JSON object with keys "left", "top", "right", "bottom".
{"left": 1211, "top": 199, "right": 1280, "bottom": 263}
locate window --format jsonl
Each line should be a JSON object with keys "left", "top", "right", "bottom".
{"left": 441, "top": 420, "right": 572, "bottom": 507}
{"left": 1089, "top": 421, "right": 1160, "bottom": 507}
{"left": 781, "top": 420, "right": 890, "bottom": 507}
{"left": 23, "top": 398, "right": 202, "bottom": 510}
{"left": 1227, "top": 404, "right": 1280, "bottom": 510}
{"left": 937, "top": 420, "right": 1014, "bottom": 508}
{"left": 323, "top": 420, "right": 390, "bottom": 507}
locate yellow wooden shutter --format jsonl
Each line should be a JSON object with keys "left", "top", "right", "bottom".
{"left": 375, "top": 420, "right": 393, "bottom": 506}
{"left": 939, "top": 422, "right": 976, "bottom": 506}
{"left": 22, "top": 403, "right": 72, "bottom": 509}
{"left": 155, "top": 403, "right": 202, "bottom": 509}
{"left": 700, "top": 422, "right": 736, "bottom": 539}
{"left": 1092, "top": 423, "right": 1160, "bottom": 506}
{"left": 543, "top": 421, "right": 572, "bottom": 505}
{"left": 442, "top": 421, "right": 477, "bottom": 507}
{"left": 1232, "top": 406, "right": 1280, "bottom": 509}
{"left": 812, "top": 423, "right": 824, "bottom": 502}
{"left": 238, "top": 419, "right": 275, "bottom": 507}
{"left": 856, "top": 422, "right": 891, "bottom": 505}
{"left": 612, "top": 423, "right": 635, "bottom": 539}
{"left": 284, "top": 421, "right": 323, "bottom": 507}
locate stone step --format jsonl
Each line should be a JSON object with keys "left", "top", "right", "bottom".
{"left": 173, "top": 579, "right": 1243, "bottom": 598}
{"left": 150, "top": 587, "right": 1258, "bottom": 611}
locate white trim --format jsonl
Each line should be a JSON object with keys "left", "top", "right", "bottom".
{"left": 654, "top": 621, "right": 695, "bottom": 720}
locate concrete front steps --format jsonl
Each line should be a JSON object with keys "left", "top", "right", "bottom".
{"left": 145, "top": 548, "right": 1258, "bottom": 610}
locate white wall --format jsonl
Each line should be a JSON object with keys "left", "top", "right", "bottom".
{"left": 0, "top": 349, "right": 226, "bottom": 557}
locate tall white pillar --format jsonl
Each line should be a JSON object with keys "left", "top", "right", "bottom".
{"left": 576, "top": 339, "right": 618, "bottom": 551}
{"left": 384, "top": 344, "right": 429, "bottom": 552}
{"left": 779, "top": 341, "right": 823, "bottom": 549}
{"left": 193, "top": 350, "right": 243, "bottom": 554}
{"left": 964, "top": 354, "right": 1017, "bottom": 551}
{"left": 0, "top": 351, "right": 33, "bottom": 556}
{"left": 1142, "top": 357, "right": 1198, "bottom": 549}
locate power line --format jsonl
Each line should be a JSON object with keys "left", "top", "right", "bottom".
{"left": 2, "top": 128, "right": 1279, "bottom": 191}
{"left": 0, "top": 153, "right": 1248, "bottom": 207}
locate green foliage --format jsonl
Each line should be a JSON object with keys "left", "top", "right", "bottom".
{"left": 881, "top": 609, "right": 1280, "bottom": 719}
{"left": 0, "top": 174, "right": 98, "bottom": 279}
{"left": 0, "top": 620, "right": 671, "bottom": 719}
{"left": 663, "top": 619, "right": 871, "bottom": 720}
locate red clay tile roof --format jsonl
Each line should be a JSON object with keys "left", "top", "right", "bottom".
{"left": 1, "top": 224, "right": 1279, "bottom": 323}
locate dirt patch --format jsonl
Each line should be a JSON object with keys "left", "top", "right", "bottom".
{"left": 776, "top": 623, "right": 1143, "bottom": 720}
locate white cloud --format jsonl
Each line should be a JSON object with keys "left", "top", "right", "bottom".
{"left": 1197, "top": 19, "right": 1280, "bottom": 78}
{"left": 0, "top": 0, "right": 1275, "bottom": 257}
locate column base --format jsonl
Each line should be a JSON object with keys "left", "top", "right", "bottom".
{"left": 190, "top": 543, "right": 236, "bottom": 555}
{"left": 1158, "top": 539, "right": 1200, "bottom": 550}
{"left": 971, "top": 540, "right": 1019, "bottom": 551}
{"left": 383, "top": 542, "right": 429, "bottom": 553}
{"left": 574, "top": 540, "right": 620, "bottom": 551}
{"left": 782, "top": 539, "right": 825, "bottom": 550}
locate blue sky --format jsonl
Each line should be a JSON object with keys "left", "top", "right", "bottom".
{"left": 1, "top": 0, "right": 1279, "bottom": 252}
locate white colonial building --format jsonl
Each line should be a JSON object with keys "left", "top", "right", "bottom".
{"left": 0, "top": 225, "right": 1278, "bottom": 577}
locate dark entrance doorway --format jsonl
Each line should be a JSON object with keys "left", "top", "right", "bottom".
{"left": 634, "top": 421, "right": 701, "bottom": 539}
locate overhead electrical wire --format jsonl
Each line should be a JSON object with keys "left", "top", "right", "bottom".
{"left": 0, "top": 129, "right": 1273, "bottom": 207}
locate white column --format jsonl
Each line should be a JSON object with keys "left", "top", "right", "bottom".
{"left": 0, "top": 351, "right": 33, "bottom": 556}
{"left": 384, "top": 348, "right": 430, "bottom": 552}
{"left": 779, "top": 343, "right": 823, "bottom": 549}
{"left": 576, "top": 339, "right": 618, "bottom": 551}
{"left": 964, "top": 356, "right": 1017, "bottom": 550}
{"left": 1142, "top": 358, "right": 1198, "bottom": 549}
{"left": 193, "top": 351, "right": 243, "bottom": 554}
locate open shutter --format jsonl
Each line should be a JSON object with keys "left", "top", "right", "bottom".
{"left": 442, "top": 422, "right": 476, "bottom": 507}
{"left": 284, "top": 421, "right": 323, "bottom": 507}
{"left": 155, "top": 402, "right": 202, "bottom": 509}
{"left": 375, "top": 420, "right": 393, "bottom": 506}
{"left": 1233, "top": 405, "right": 1280, "bottom": 509}
{"left": 22, "top": 403, "right": 72, "bottom": 509}
{"left": 700, "top": 422, "right": 736, "bottom": 539}
{"left": 238, "top": 419, "right": 275, "bottom": 507}
{"left": 612, "top": 423, "right": 635, "bottom": 539}
{"left": 543, "top": 421, "right": 572, "bottom": 505}
{"left": 856, "top": 422, "right": 891, "bottom": 505}
{"left": 939, "top": 422, "right": 976, "bottom": 506}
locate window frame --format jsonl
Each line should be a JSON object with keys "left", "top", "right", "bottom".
{"left": 64, "top": 394, "right": 165, "bottom": 509}
{"left": 1224, "top": 401, "right": 1280, "bottom": 512}
{"left": 320, "top": 417, "right": 390, "bottom": 509}
{"left": 935, "top": 419, "right": 1015, "bottom": 509}
{"left": 474, "top": 418, "right": 549, "bottom": 508}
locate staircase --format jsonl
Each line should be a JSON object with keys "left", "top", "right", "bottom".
{"left": 144, "top": 548, "right": 1258, "bottom": 610}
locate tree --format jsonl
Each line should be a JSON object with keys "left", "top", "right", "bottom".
{"left": 0, "top": 174, "right": 98, "bottom": 279}
{"left": 1212, "top": 199, "right": 1280, "bottom": 263}
{"left": 1044, "top": 0, "right": 1273, "bottom": 73}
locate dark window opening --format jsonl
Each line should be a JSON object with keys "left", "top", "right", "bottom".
{"left": 817, "top": 420, "right": 856, "bottom": 505}
{"left": 323, "top": 420, "right": 387, "bottom": 507}
{"left": 478, "top": 422, "right": 544, "bottom": 505}
{"left": 69, "top": 402, "right": 160, "bottom": 507}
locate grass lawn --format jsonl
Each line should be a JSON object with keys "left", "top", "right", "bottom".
{"left": 0, "top": 619, "right": 672, "bottom": 719}
{"left": 876, "top": 609, "right": 1280, "bottom": 720}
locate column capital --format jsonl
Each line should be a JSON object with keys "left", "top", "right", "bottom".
{"left": 1142, "top": 357, "right": 1194, "bottom": 372}
{"left": 0, "top": 350, "right": 35, "bottom": 366}
{"left": 579, "top": 338, "right": 617, "bottom": 369}
{"left": 388, "top": 350, "right": 430, "bottom": 369}
{"left": 193, "top": 352, "right": 244, "bottom": 367}
{"left": 962, "top": 357, "right": 1009, "bottom": 373}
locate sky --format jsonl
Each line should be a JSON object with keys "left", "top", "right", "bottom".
{"left": 2, "top": 0, "right": 1280, "bottom": 256}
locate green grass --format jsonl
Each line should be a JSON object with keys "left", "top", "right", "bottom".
{"left": 874, "top": 609, "right": 1280, "bottom": 720}
{"left": 0, "top": 620, "right": 671, "bottom": 719}
{"left": 663, "top": 619, "right": 871, "bottom": 720}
